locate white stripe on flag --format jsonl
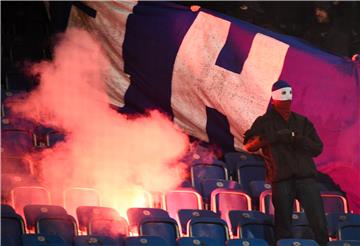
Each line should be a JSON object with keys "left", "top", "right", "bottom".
{"left": 171, "top": 11, "right": 289, "bottom": 149}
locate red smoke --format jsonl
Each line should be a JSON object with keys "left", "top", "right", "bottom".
{"left": 9, "top": 28, "right": 189, "bottom": 216}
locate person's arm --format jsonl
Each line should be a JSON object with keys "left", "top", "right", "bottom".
{"left": 294, "top": 119, "right": 323, "bottom": 157}
{"left": 244, "top": 136, "right": 264, "bottom": 152}
{"left": 243, "top": 116, "right": 265, "bottom": 152}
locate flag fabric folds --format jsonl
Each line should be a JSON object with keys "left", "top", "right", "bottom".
{"left": 68, "top": 2, "right": 360, "bottom": 213}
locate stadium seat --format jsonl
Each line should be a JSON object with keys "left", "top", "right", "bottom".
{"left": 326, "top": 213, "right": 347, "bottom": 239}
{"left": 1, "top": 204, "right": 25, "bottom": 246}
{"left": 227, "top": 238, "right": 269, "bottom": 246}
{"left": 36, "top": 214, "right": 78, "bottom": 246}
{"left": 236, "top": 161, "right": 266, "bottom": 194}
{"left": 200, "top": 178, "right": 242, "bottom": 204}
{"left": 74, "top": 235, "right": 120, "bottom": 246}
{"left": 63, "top": 187, "right": 101, "bottom": 219}
{"left": 259, "top": 190, "right": 300, "bottom": 215}
{"left": 249, "top": 180, "right": 272, "bottom": 208}
{"left": 177, "top": 236, "right": 218, "bottom": 246}
{"left": 76, "top": 206, "right": 122, "bottom": 232}
{"left": 224, "top": 152, "right": 265, "bottom": 181}
{"left": 210, "top": 188, "right": 252, "bottom": 231}
{"left": 125, "top": 236, "right": 168, "bottom": 246}
{"left": 190, "top": 162, "right": 229, "bottom": 193}
{"left": 1, "top": 174, "right": 39, "bottom": 202}
{"left": 4, "top": 71, "right": 36, "bottom": 91}
{"left": 22, "top": 234, "right": 70, "bottom": 246}
{"left": 1, "top": 156, "right": 34, "bottom": 175}
{"left": 10, "top": 186, "right": 51, "bottom": 217}
{"left": 139, "top": 217, "right": 179, "bottom": 246}
{"left": 178, "top": 209, "right": 219, "bottom": 236}
{"left": 88, "top": 216, "right": 129, "bottom": 239}
{"left": 327, "top": 240, "right": 360, "bottom": 246}
{"left": 23, "top": 204, "right": 68, "bottom": 230}
{"left": 320, "top": 192, "right": 349, "bottom": 214}
{"left": 127, "top": 207, "right": 170, "bottom": 234}
{"left": 162, "top": 188, "right": 203, "bottom": 222}
{"left": 188, "top": 217, "right": 229, "bottom": 245}
{"left": 277, "top": 239, "right": 319, "bottom": 246}
{"left": 338, "top": 214, "right": 360, "bottom": 240}
{"left": 1, "top": 128, "right": 35, "bottom": 156}
{"left": 229, "top": 210, "right": 274, "bottom": 242}
{"left": 291, "top": 213, "right": 315, "bottom": 240}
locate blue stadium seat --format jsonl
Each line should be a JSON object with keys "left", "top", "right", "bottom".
{"left": 1, "top": 204, "right": 25, "bottom": 246}
{"left": 224, "top": 152, "right": 265, "bottom": 182}
{"left": 227, "top": 238, "right": 269, "bottom": 246}
{"left": 249, "top": 180, "right": 271, "bottom": 208}
{"left": 326, "top": 213, "right": 347, "bottom": 239}
{"left": 74, "top": 235, "right": 120, "bottom": 246}
{"left": 24, "top": 204, "right": 68, "bottom": 230}
{"left": 162, "top": 188, "right": 203, "bottom": 222}
{"left": 320, "top": 192, "right": 349, "bottom": 214}
{"left": 178, "top": 209, "right": 219, "bottom": 236}
{"left": 210, "top": 188, "right": 252, "bottom": 231}
{"left": 22, "top": 234, "right": 70, "bottom": 246}
{"left": 127, "top": 208, "right": 170, "bottom": 235}
{"left": 190, "top": 162, "right": 228, "bottom": 193}
{"left": 291, "top": 213, "right": 315, "bottom": 240}
{"left": 1, "top": 129, "right": 35, "bottom": 156}
{"left": 277, "top": 239, "right": 319, "bottom": 246}
{"left": 36, "top": 214, "right": 78, "bottom": 246}
{"left": 229, "top": 210, "right": 274, "bottom": 243}
{"left": 327, "top": 240, "right": 360, "bottom": 246}
{"left": 125, "top": 236, "right": 167, "bottom": 246}
{"left": 139, "top": 217, "right": 179, "bottom": 246}
{"left": 236, "top": 160, "right": 266, "bottom": 194}
{"left": 338, "top": 214, "right": 360, "bottom": 240}
{"left": 77, "top": 206, "right": 122, "bottom": 232}
{"left": 200, "top": 178, "right": 242, "bottom": 204}
{"left": 259, "top": 190, "right": 300, "bottom": 215}
{"left": 177, "top": 236, "right": 218, "bottom": 246}
{"left": 188, "top": 217, "right": 229, "bottom": 245}
{"left": 88, "top": 216, "right": 129, "bottom": 239}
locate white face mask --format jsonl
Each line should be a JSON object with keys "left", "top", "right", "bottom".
{"left": 271, "top": 87, "right": 292, "bottom": 101}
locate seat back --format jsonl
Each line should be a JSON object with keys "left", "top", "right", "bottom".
{"left": 338, "top": 214, "right": 360, "bottom": 240}
{"left": 162, "top": 188, "right": 203, "bottom": 221}
{"left": 224, "top": 152, "right": 264, "bottom": 179}
{"left": 36, "top": 215, "right": 78, "bottom": 246}
{"left": 1, "top": 156, "right": 34, "bottom": 175}
{"left": 229, "top": 210, "right": 274, "bottom": 242}
{"left": 211, "top": 188, "right": 252, "bottom": 230}
{"left": 190, "top": 162, "right": 228, "bottom": 193}
{"left": 201, "top": 179, "right": 241, "bottom": 203}
{"left": 139, "top": 217, "right": 179, "bottom": 246}
{"left": 127, "top": 207, "right": 170, "bottom": 234}
{"left": 89, "top": 216, "right": 129, "bottom": 239}
{"left": 11, "top": 186, "right": 51, "bottom": 217}
{"left": 24, "top": 204, "right": 68, "bottom": 230}
{"left": 178, "top": 209, "right": 219, "bottom": 236}
{"left": 77, "top": 206, "right": 121, "bottom": 232}
{"left": 327, "top": 240, "right": 360, "bottom": 246}
{"left": 63, "top": 187, "right": 101, "bottom": 219}
{"left": 320, "top": 192, "right": 349, "bottom": 214}
{"left": 259, "top": 190, "right": 300, "bottom": 215}
{"left": 188, "top": 217, "right": 229, "bottom": 245}
{"left": 1, "top": 205, "right": 25, "bottom": 246}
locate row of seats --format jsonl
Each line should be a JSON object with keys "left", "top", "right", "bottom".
{"left": 8, "top": 234, "right": 360, "bottom": 246}
{"left": 2, "top": 203, "right": 360, "bottom": 246}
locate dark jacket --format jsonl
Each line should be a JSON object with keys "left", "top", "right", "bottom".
{"left": 243, "top": 108, "right": 323, "bottom": 183}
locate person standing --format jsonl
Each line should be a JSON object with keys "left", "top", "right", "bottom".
{"left": 243, "top": 80, "right": 328, "bottom": 246}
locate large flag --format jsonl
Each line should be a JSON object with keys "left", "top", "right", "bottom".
{"left": 68, "top": 2, "right": 360, "bottom": 212}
